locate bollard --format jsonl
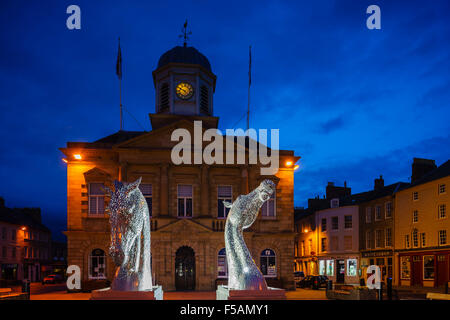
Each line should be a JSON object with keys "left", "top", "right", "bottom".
{"left": 327, "top": 279, "right": 333, "bottom": 291}
{"left": 387, "top": 278, "right": 392, "bottom": 300}
{"left": 378, "top": 281, "right": 383, "bottom": 301}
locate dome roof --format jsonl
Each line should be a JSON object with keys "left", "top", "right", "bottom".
{"left": 157, "top": 46, "right": 212, "bottom": 72}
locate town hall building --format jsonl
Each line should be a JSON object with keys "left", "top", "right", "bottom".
{"left": 60, "top": 43, "right": 299, "bottom": 291}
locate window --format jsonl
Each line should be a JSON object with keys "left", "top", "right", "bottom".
{"left": 375, "top": 206, "right": 382, "bottom": 221}
{"left": 139, "top": 184, "right": 153, "bottom": 217}
{"left": 344, "top": 215, "right": 352, "bottom": 229}
{"left": 413, "top": 210, "right": 418, "bottom": 223}
{"left": 331, "top": 217, "right": 338, "bottom": 230}
{"left": 88, "top": 183, "right": 105, "bottom": 215}
{"left": 217, "top": 186, "right": 232, "bottom": 219}
{"left": 11, "top": 247, "right": 16, "bottom": 258}
{"left": 331, "top": 236, "right": 339, "bottom": 251}
{"left": 301, "top": 241, "right": 305, "bottom": 256}
{"left": 344, "top": 236, "right": 352, "bottom": 250}
{"left": 423, "top": 256, "right": 435, "bottom": 280}
{"left": 347, "top": 259, "right": 357, "bottom": 276}
{"left": 319, "top": 260, "right": 326, "bottom": 275}
{"left": 217, "top": 248, "right": 228, "bottom": 278}
{"left": 438, "top": 204, "right": 446, "bottom": 219}
{"left": 24, "top": 247, "right": 28, "bottom": 258}
{"left": 413, "top": 192, "right": 418, "bottom": 201}
{"left": 421, "top": 232, "right": 426, "bottom": 247}
{"left": 321, "top": 218, "right": 327, "bottom": 232}
{"left": 412, "top": 229, "right": 419, "bottom": 248}
{"left": 326, "top": 260, "right": 334, "bottom": 276}
{"left": 89, "top": 249, "right": 106, "bottom": 279}
{"left": 365, "top": 207, "right": 372, "bottom": 223}
{"left": 261, "top": 190, "right": 276, "bottom": 218}
{"left": 385, "top": 228, "right": 392, "bottom": 247}
{"left": 405, "top": 235, "right": 410, "bottom": 248}
{"left": 200, "top": 85, "right": 209, "bottom": 114}
{"left": 366, "top": 231, "right": 373, "bottom": 249}
{"left": 260, "top": 249, "right": 276, "bottom": 277}
{"left": 439, "top": 230, "right": 447, "bottom": 246}
{"left": 321, "top": 237, "right": 327, "bottom": 252}
{"left": 400, "top": 256, "right": 410, "bottom": 279}
{"left": 308, "top": 239, "right": 313, "bottom": 254}
{"left": 385, "top": 202, "right": 392, "bottom": 219}
{"left": 177, "top": 185, "right": 193, "bottom": 218}
{"left": 438, "top": 184, "right": 446, "bottom": 194}
{"left": 2, "top": 247, "right": 6, "bottom": 258}
{"left": 375, "top": 229, "right": 384, "bottom": 248}
{"left": 330, "top": 198, "right": 339, "bottom": 208}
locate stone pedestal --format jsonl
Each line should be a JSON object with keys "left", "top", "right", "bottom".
{"left": 216, "top": 285, "right": 286, "bottom": 300}
{"left": 90, "top": 285, "right": 163, "bottom": 300}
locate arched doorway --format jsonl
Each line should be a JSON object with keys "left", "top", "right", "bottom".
{"left": 175, "top": 246, "right": 195, "bottom": 291}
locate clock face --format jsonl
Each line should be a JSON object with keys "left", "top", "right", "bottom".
{"left": 176, "top": 82, "right": 194, "bottom": 100}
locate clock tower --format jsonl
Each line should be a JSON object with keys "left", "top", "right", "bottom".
{"left": 152, "top": 45, "right": 217, "bottom": 119}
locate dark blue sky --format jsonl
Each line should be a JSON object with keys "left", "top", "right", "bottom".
{"left": 1, "top": 0, "right": 449, "bottom": 241}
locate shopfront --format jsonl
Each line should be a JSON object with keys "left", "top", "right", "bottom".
{"left": 398, "top": 250, "right": 450, "bottom": 288}
{"left": 318, "top": 256, "right": 359, "bottom": 284}
{"left": 360, "top": 250, "right": 393, "bottom": 284}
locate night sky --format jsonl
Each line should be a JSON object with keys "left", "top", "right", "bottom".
{"left": 1, "top": 0, "right": 449, "bottom": 241}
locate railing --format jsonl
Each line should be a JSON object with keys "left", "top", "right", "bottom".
{"left": 212, "top": 220, "right": 225, "bottom": 232}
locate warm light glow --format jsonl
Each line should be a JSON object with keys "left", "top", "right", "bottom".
{"left": 304, "top": 229, "right": 309, "bottom": 233}
{"left": 62, "top": 158, "right": 68, "bottom": 163}
{"left": 21, "top": 226, "right": 26, "bottom": 231}
{"left": 286, "top": 161, "right": 293, "bottom": 166}
{"left": 74, "top": 154, "right": 82, "bottom": 160}
{"left": 294, "top": 165, "right": 299, "bottom": 171}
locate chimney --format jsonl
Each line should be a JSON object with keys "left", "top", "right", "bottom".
{"left": 22, "top": 208, "right": 42, "bottom": 223}
{"left": 374, "top": 175, "right": 384, "bottom": 190}
{"left": 411, "top": 158, "right": 436, "bottom": 183}
{"left": 326, "top": 181, "right": 351, "bottom": 199}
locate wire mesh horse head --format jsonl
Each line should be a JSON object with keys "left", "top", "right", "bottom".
{"left": 105, "top": 177, "right": 152, "bottom": 291}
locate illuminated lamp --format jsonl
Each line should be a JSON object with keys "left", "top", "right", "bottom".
{"left": 74, "top": 154, "right": 82, "bottom": 160}
{"left": 62, "top": 158, "right": 68, "bottom": 163}
{"left": 285, "top": 161, "right": 293, "bottom": 167}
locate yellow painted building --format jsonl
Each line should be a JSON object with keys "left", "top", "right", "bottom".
{"left": 394, "top": 159, "right": 450, "bottom": 288}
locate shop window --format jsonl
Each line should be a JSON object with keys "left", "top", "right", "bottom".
{"left": 260, "top": 249, "right": 276, "bottom": 277}
{"left": 89, "top": 249, "right": 106, "bottom": 279}
{"left": 217, "top": 248, "right": 228, "bottom": 278}
{"left": 319, "top": 260, "right": 326, "bottom": 275}
{"left": 177, "top": 185, "right": 193, "bottom": 218}
{"left": 347, "top": 259, "right": 357, "bottom": 276}
{"left": 326, "top": 260, "right": 334, "bottom": 276}
{"left": 139, "top": 184, "right": 153, "bottom": 217}
{"left": 400, "top": 256, "right": 410, "bottom": 279}
{"left": 88, "top": 183, "right": 105, "bottom": 215}
{"left": 423, "top": 256, "right": 435, "bottom": 280}
{"left": 217, "top": 185, "right": 232, "bottom": 219}
{"left": 261, "top": 191, "right": 276, "bottom": 218}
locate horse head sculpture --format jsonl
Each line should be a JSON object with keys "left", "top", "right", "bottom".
{"left": 105, "top": 177, "right": 152, "bottom": 291}
{"left": 224, "top": 179, "right": 276, "bottom": 290}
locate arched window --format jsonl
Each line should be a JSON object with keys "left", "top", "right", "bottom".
{"left": 217, "top": 248, "right": 228, "bottom": 278}
{"left": 159, "top": 83, "right": 169, "bottom": 112}
{"left": 260, "top": 249, "right": 276, "bottom": 277}
{"left": 89, "top": 249, "right": 106, "bottom": 279}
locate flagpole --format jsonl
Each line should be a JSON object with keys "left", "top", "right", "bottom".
{"left": 247, "top": 45, "right": 251, "bottom": 132}
{"left": 118, "top": 37, "right": 123, "bottom": 131}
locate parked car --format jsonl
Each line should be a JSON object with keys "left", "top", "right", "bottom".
{"left": 42, "top": 274, "right": 64, "bottom": 284}
{"left": 297, "top": 275, "right": 329, "bottom": 289}
{"left": 294, "top": 271, "right": 305, "bottom": 284}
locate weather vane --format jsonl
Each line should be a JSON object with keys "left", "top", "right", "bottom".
{"left": 179, "top": 19, "right": 192, "bottom": 47}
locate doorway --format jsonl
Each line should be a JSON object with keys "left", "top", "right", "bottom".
{"left": 175, "top": 246, "right": 195, "bottom": 291}
{"left": 337, "top": 259, "right": 345, "bottom": 283}
{"left": 436, "top": 255, "right": 448, "bottom": 287}
{"left": 411, "top": 255, "right": 422, "bottom": 286}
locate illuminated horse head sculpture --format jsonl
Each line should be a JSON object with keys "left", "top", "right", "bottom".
{"left": 224, "top": 179, "right": 276, "bottom": 290}
{"left": 105, "top": 177, "right": 152, "bottom": 291}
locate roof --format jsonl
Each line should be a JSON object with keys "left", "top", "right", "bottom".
{"left": 294, "top": 207, "right": 314, "bottom": 222}
{"left": 406, "top": 159, "right": 450, "bottom": 188}
{"left": 351, "top": 181, "right": 410, "bottom": 203}
{"left": 0, "top": 206, "right": 50, "bottom": 232}
{"left": 157, "top": 46, "right": 212, "bottom": 71}
{"left": 66, "top": 130, "right": 147, "bottom": 149}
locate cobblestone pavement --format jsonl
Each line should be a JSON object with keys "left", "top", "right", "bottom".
{"left": 30, "top": 288, "right": 327, "bottom": 300}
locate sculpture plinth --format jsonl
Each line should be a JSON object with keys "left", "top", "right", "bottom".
{"left": 91, "top": 286, "right": 163, "bottom": 300}
{"left": 216, "top": 180, "right": 286, "bottom": 300}
{"left": 91, "top": 178, "right": 163, "bottom": 300}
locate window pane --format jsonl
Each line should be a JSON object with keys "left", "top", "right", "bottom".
{"left": 178, "top": 198, "right": 185, "bottom": 217}
{"left": 217, "top": 200, "right": 225, "bottom": 218}
{"left": 146, "top": 198, "right": 152, "bottom": 216}
{"left": 218, "top": 186, "right": 232, "bottom": 198}
{"left": 186, "top": 198, "right": 192, "bottom": 217}
{"left": 139, "top": 184, "right": 152, "bottom": 196}
{"left": 178, "top": 185, "right": 193, "bottom": 197}
{"left": 89, "top": 183, "right": 104, "bottom": 195}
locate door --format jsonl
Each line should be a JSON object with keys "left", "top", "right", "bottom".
{"left": 436, "top": 255, "right": 448, "bottom": 287}
{"left": 337, "top": 259, "right": 345, "bottom": 283}
{"left": 175, "top": 246, "right": 195, "bottom": 291}
{"left": 411, "top": 255, "right": 422, "bottom": 286}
